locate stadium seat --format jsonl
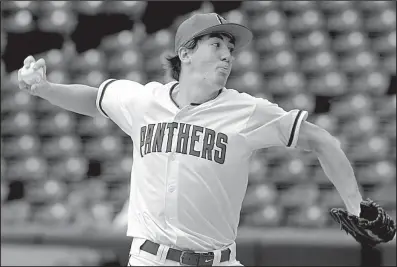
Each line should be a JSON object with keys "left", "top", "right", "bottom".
{"left": 1, "top": 200, "right": 31, "bottom": 224}
{"left": 103, "top": 1, "right": 146, "bottom": 19}
{"left": 40, "top": 49, "right": 69, "bottom": 71}
{"left": 278, "top": 183, "right": 319, "bottom": 208}
{"left": 46, "top": 69, "right": 72, "bottom": 84}
{"left": 33, "top": 202, "right": 72, "bottom": 225}
{"left": 286, "top": 204, "right": 328, "bottom": 228}
{"left": 70, "top": 49, "right": 107, "bottom": 72}
{"left": 109, "top": 23, "right": 147, "bottom": 50}
{"left": 280, "top": 1, "right": 316, "bottom": 13}
{"left": 243, "top": 204, "right": 284, "bottom": 227}
{"left": 339, "top": 50, "right": 379, "bottom": 74}
{"left": 37, "top": 9, "right": 77, "bottom": 34}
{"left": 327, "top": 9, "right": 363, "bottom": 32}
{"left": 84, "top": 136, "right": 123, "bottom": 160}
{"left": 25, "top": 179, "right": 68, "bottom": 203}
{"left": 364, "top": 9, "right": 396, "bottom": 32}
{"left": 48, "top": 156, "right": 88, "bottom": 182}
{"left": 332, "top": 31, "right": 369, "bottom": 54}
{"left": 141, "top": 30, "right": 173, "bottom": 57}
{"left": 260, "top": 49, "right": 298, "bottom": 73}
{"left": 41, "top": 135, "right": 82, "bottom": 158}
{"left": 241, "top": 1, "right": 279, "bottom": 15}
{"left": 348, "top": 135, "right": 389, "bottom": 162}
{"left": 73, "top": 1, "right": 105, "bottom": 15}
{"left": 37, "top": 111, "right": 76, "bottom": 136}
{"left": 6, "top": 156, "right": 48, "bottom": 181}
{"left": 222, "top": 9, "right": 250, "bottom": 27}
{"left": 1, "top": 111, "right": 36, "bottom": 136}
{"left": 1, "top": 91, "right": 36, "bottom": 113}
{"left": 2, "top": 9, "right": 35, "bottom": 33}
{"left": 73, "top": 70, "right": 107, "bottom": 88}
{"left": 288, "top": 9, "right": 325, "bottom": 34}
{"left": 39, "top": 1, "right": 73, "bottom": 11}
{"left": 255, "top": 30, "right": 291, "bottom": 54}
{"left": 330, "top": 93, "right": 373, "bottom": 119}
{"left": 339, "top": 114, "right": 380, "bottom": 140}
{"left": 266, "top": 71, "right": 305, "bottom": 95}
{"left": 247, "top": 154, "right": 269, "bottom": 185}
{"left": 250, "top": 10, "right": 288, "bottom": 34}
{"left": 371, "top": 31, "right": 395, "bottom": 54}
{"left": 271, "top": 157, "right": 311, "bottom": 183}
{"left": 350, "top": 70, "right": 390, "bottom": 95}
{"left": 2, "top": 135, "right": 40, "bottom": 157}
{"left": 107, "top": 49, "right": 144, "bottom": 73}
{"left": 355, "top": 160, "right": 396, "bottom": 186}
{"left": 357, "top": 1, "right": 393, "bottom": 13}
{"left": 76, "top": 116, "right": 115, "bottom": 136}
{"left": 90, "top": 202, "right": 115, "bottom": 226}
{"left": 368, "top": 184, "right": 397, "bottom": 208}
{"left": 318, "top": 1, "right": 354, "bottom": 13}
{"left": 307, "top": 71, "right": 348, "bottom": 96}
{"left": 293, "top": 30, "right": 331, "bottom": 54}
{"left": 300, "top": 50, "right": 338, "bottom": 74}
{"left": 242, "top": 183, "right": 278, "bottom": 214}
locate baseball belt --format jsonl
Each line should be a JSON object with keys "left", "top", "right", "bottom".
{"left": 139, "top": 239, "right": 231, "bottom": 266}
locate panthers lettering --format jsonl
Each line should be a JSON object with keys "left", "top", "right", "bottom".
{"left": 140, "top": 122, "right": 228, "bottom": 164}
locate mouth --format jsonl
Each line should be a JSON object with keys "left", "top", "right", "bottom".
{"left": 217, "top": 66, "right": 230, "bottom": 72}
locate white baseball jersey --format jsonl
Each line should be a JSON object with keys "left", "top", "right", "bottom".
{"left": 96, "top": 79, "right": 308, "bottom": 251}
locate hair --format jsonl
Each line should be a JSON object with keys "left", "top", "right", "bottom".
{"left": 164, "top": 32, "right": 236, "bottom": 81}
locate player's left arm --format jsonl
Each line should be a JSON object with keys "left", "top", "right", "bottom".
{"left": 295, "top": 121, "right": 363, "bottom": 216}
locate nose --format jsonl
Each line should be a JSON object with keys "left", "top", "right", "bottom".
{"left": 221, "top": 48, "right": 233, "bottom": 63}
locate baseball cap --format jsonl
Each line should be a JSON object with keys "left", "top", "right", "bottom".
{"left": 174, "top": 13, "right": 253, "bottom": 53}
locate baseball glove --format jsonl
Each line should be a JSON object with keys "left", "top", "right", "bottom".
{"left": 330, "top": 198, "right": 396, "bottom": 247}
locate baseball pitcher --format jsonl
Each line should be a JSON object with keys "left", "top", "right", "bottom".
{"left": 18, "top": 13, "right": 395, "bottom": 266}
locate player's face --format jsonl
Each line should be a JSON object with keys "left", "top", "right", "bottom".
{"left": 190, "top": 33, "right": 235, "bottom": 88}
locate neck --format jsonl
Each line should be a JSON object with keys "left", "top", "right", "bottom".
{"left": 173, "top": 78, "right": 221, "bottom": 108}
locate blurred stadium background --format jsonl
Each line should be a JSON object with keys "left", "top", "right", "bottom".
{"left": 1, "top": 1, "right": 396, "bottom": 266}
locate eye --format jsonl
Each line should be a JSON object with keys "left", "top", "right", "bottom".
{"left": 228, "top": 47, "right": 235, "bottom": 53}
{"left": 212, "top": 42, "right": 221, "bottom": 48}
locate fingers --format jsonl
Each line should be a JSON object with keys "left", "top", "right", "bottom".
{"left": 33, "top": 58, "right": 46, "bottom": 70}
{"left": 18, "top": 80, "right": 30, "bottom": 91}
{"left": 23, "top": 55, "right": 35, "bottom": 68}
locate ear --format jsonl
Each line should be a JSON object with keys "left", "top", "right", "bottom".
{"left": 178, "top": 47, "right": 191, "bottom": 64}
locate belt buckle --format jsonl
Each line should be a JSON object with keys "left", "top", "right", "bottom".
{"left": 179, "top": 251, "right": 200, "bottom": 266}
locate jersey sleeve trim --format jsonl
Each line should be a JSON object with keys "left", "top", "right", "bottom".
{"left": 96, "top": 79, "right": 117, "bottom": 118}
{"left": 287, "top": 110, "right": 308, "bottom": 148}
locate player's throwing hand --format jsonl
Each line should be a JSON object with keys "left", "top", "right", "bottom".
{"left": 17, "top": 55, "right": 48, "bottom": 96}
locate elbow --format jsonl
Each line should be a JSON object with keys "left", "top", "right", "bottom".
{"left": 312, "top": 130, "right": 341, "bottom": 154}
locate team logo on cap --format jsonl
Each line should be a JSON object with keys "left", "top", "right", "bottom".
{"left": 216, "top": 14, "right": 226, "bottom": 24}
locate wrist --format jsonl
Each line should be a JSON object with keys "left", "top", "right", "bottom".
{"left": 34, "top": 81, "right": 52, "bottom": 98}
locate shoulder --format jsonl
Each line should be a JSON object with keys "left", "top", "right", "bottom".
{"left": 222, "top": 88, "right": 275, "bottom": 107}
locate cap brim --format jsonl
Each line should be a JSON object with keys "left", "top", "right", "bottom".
{"left": 192, "top": 23, "right": 253, "bottom": 51}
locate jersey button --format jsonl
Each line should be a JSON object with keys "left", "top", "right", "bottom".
{"left": 168, "top": 185, "right": 176, "bottom": 193}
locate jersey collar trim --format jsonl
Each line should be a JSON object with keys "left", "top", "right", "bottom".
{"left": 169, "top": 82, "right": 223, "bottom": 109}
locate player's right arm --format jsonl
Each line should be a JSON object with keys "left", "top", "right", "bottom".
{"left": 18, "top": 56, "right": 101, "bottom": 118}
{"left": 18, "top": 55, "right": 142, "bottom": 136}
